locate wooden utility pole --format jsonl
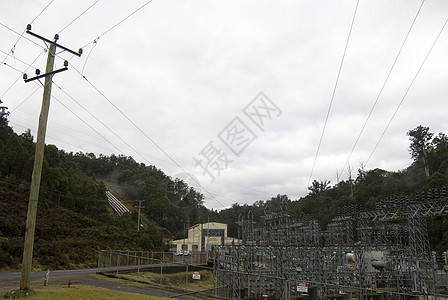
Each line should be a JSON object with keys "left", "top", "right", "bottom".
{"left": 20, "top": 25, "right": 81, "bottom": 290}
{"left": 20, "top": 41, "right": 56, "bottom": 290}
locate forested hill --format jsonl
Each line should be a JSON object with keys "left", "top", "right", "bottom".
{"left": 1, "top": 99, "right": 448, "bottom": 270}
{"left": 0, "top": 108, "right": 181, "bottom": 270}
{"left": 216, "top": 125, "right": 448, "bottom": 251}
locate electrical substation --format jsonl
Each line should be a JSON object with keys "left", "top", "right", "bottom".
{"left": 212, "top": 188, "right": 448, "bottom": 300}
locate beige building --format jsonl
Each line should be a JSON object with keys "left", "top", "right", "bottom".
{"left": 170, "top": 222, "right": 240, "bottom": 253}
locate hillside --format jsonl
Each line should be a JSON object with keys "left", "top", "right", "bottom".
{"left": 213, "top": 126, "right": 448, "bottom": 250}
{"left": 1, "top": 100, "right": 448, "bottom": 270}
{"left": 0, "top": 110, "right": 167, "bottom": 270}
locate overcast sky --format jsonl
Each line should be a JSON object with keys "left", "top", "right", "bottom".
{"left": 1, "top": 0, "right": 447, "bottom": 210}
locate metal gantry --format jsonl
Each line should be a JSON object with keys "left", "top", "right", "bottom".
{"left": 213, "top": 188, "right": 448, "bottom": 299}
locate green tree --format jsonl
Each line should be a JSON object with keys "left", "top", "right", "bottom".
{"left": 308, "top": 179, "right": 331, "bottom": 196}
{"left": 0, "top": 101, "right": 12, "bottom": 142}
{"left": 429, "top": 133, "right": 448, "bottom": 175}
{"left": 407, "top": 126, "right": 433, "bottom": 178}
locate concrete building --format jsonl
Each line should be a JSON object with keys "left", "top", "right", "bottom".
{"left": 170, "top": 222, "right": 240, "bottom": 253}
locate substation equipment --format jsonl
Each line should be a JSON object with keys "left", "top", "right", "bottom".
{"left": 212, "top": 188, "right": 448, "bottom": 300}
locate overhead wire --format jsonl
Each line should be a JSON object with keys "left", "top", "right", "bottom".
{"left": 10, "top": 110, "right": 121, "bottom": 154}
{"left": 1, "top": 49, "right": 47, "bottom": 100}
{"left": 365, "top": 17, "right": 448, "bottom": 167}
{"left": 53, "top": 80, "right": 156, "bottom": 165}
{"left": 10, "top": 86, "right": 41, "bottom": 113}
{"left": 1, "top": 35, "right": 210, "bottom": 205}
{"left": 50, "top": 92, "right": 125, "bottom": 155}
{"left": 0, "top": 0, "right": 54, "bottom": 68}
{"left": 306, "top": 0, "right": 360, "bottom": 192}
{"left": 67, "top": 62, "right": 227, "bottom": 208}
{"left": 57, "top": 76, "right": 230, "bottom": 208}
{"left": 0, "top": 177, "right": 111, "bottom": 204}
{"left": 10, "top": 121, "right": 91, "bottom": 153}
{"left": 5, "top": 59, "right": 124, "bottom": 153}
{"left": 0, "top": 49, "right": 40, "bottom": 70}
{"left": 3, "top": 0, "right": 247, "bottom": 209}
{"left": 58, "top": 0, "right": 100, "bottom": 35}
{"left": 0, "top": 22, "right": 45, "bottom": 68}
{"left": 2, "top": 58, "right": 118, "bottom": 154}
{"left": 83, "top": 74, "right": 226, "bottom": 208}
{"left": 337, "top": 0, "right": 426, "bottom": 180}
{"left": 81, "top": 0, "right": 154, "bottom": 49}
{"left": 77, "top": 0, "right": 155, "bottom": 75}
{"left": 29, "top": 0, "right": 55, "bottom": 25}
{"left": 81, "top": 40, "right": 98, "bottom": 75}
{"left": 59, "top": 0, "right": 252, "bottom": 209}
{"left": 0, "top": 53, "right": 87, "bottom": 150}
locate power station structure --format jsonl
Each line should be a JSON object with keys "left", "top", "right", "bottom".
{"left": 212, "top": 188, "right": 448, "bottom": 299}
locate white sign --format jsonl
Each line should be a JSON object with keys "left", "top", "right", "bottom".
{"left": 192, "top": 272, "right": 201, "bottom": 280}
{"left": 297, "top": 283, "right": 308, "bottom": 293}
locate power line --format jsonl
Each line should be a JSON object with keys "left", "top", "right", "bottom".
{"left": 306, "top": 0, "right": 360, "bottom": 191}
{"left": 0, "top": 49, "right": 40, "bottom": 70}
{"left": 1, "top": 49, "right": 47, "bottom": 99}
{"left": 84, "top": 76, "right": 225, "bottom": 208}
{"left": 58, "top": 0, "right": 100, "bottom": 35}
{"left": 0, "top": 22, "right": 45, "bottom": 68}
{"left": 29, "top": 0, "right": 55, "bottom": 25}
{"left": 52, "top": 80, "right": 157, "bottom": 165}
{"left": 2, "top": 52, "right": 226, "bottom": 207}
{"left": 10, "top": 114, "right": 121, "bottom": 155}
{"left": 10, "top": 86, "right": 41, "bottom": 113}
{"left": 2, "top": 0, "right": 249, "bottom": 209}
{"left": 0, "top": 177, "right": 111, "bottom": 204}
{"left": 50, "top": 92, "right": 125, "bottom": 155}
{"left": 0, "top": 0, "right": 54, "bottom": 68}
{"left": 365, "top": 17, "right": 448, "bottom": 167}
{"left": 1, "top": 61, "right": 24, "bottom": 74}
{"left": 68, "top": 63, "right": 227, "bottom": 209}
{"left": 338, "top": 0, "right": 426, "bottom": 180}
{"left": 10, "top": 121, "right": 92, "bottom": 153}
{"left": 77, "top": 0, "right": 155, "bottom": 75}
{"left": 81, "top": 0, "right": 154, "bottom": 49}
{"left": 3, "top": 76, "right": 229, "bottom": 209}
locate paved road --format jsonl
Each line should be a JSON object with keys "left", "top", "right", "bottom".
{"left": 0, "top": 269, "right": 209, "bottom": 299}
{"left": 0, "top": 268, "right": 97, "bottom": 290}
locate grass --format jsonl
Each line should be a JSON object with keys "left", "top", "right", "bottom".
{"left": 125, "top": 270, "right": 214, "bottom": 292}
{"left": 1, "top": 285, "right": 171, "bottom": 300}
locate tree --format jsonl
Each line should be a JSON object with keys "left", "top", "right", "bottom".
{"left": 407, "top": 126, "right": 433, "bottom": 178}
{"left": 430, "top": 133, "right": 448, "bottom": 174}
{"left": 0, "top": 102, "right": 12, "bottom": 142}
{"left": 308, "top": 180, "right": 331, "bottom": 196}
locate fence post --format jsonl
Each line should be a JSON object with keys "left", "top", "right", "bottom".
{"left": 109, "top": 251, "right": 112, "bottom": 272}
{"left": 116, "top": 251, "right": 120, "bottom": 275}
{"left": 185, "top": 259, "right": 189, "bottom": 289}
{"left": 137, "top": 255, "right": 140, "bottom": 280}
{"left": 97, "top": 251, "right": 101, "bottom": 273}
{"left": 160, "top": 258, "right": 163, "bottom": 284}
